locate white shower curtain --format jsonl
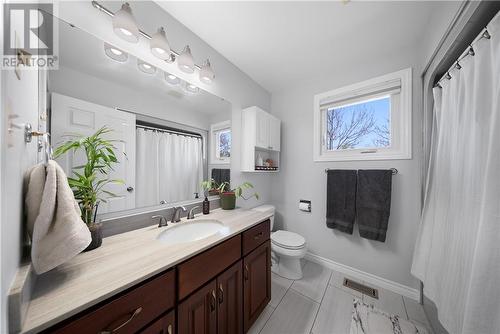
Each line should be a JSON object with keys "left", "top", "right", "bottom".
{"left": 135, "top": 128, "right": 203, "bottom": 208}
{"left": 411, "top": 12, "right": 500, "bottom": 334}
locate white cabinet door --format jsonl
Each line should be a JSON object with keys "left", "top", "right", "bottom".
{"left": 51, "top": 93, "right": 136, "bottom": 214}
{"left": 255, "top": 109, "right": 270, "bottom": 149}
{"left": 269, "top": 116, "right": 281, "bottom": 151}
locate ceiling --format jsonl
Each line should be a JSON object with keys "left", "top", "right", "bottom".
{"left": 157, "top": 1, "right": 461, "bottom": 93}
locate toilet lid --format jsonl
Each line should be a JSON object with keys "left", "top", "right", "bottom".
{"left": 271, "top": 230, "right": 306, "bottom": 250}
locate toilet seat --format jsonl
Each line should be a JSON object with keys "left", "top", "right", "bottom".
{"left": 271, "top": 230, "right": 306, "bottom": 250}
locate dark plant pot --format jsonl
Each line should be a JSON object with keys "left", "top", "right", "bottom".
{"left": 84, "top": 223, "right": 103, "bottom": 252}
{"left": 220, "top": 192, "right": 236, "bottom": 210}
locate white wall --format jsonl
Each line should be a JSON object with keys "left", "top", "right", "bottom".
{"left": 270, "top": 52, "right": 425, "bottom": 290}
{"left": 56, "top": 0, "right": 272, "bottom": 207}
{"left": 49, "top": 66, "right": 212, "bottom": 130}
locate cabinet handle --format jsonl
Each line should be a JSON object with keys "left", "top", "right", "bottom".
{"left": 167, "top": 324, "right": 172, "bottom": 334}
{"left": 99, "top": 307, "right": 142, "bottom": 334}
{"left": 210, "top": 290, "right": 217, "bottom": 312}
{"left": 218, "top": 283, "right": 224, "bottom": 304}
{"left": 253, "top": 232, "right": 264, "bottom": 240}
{"left": 244, "top": 264, "right": 249, "bottom": 281}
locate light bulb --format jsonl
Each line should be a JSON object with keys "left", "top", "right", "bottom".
{"left": 177, "top": 45, "right": 195, "bottom": 74}
{"left": 150, "top": 27, "right": 171, "bottom": 60}
{"left": 104, "top": 43, "right": 128, "bottom": 62}
{"left": 137, "top": 60, "right": 156, "bottom": 74}
{"left": 199, "top": 59, "right": 215, "bottom": 84}
{"left": 112, "top": 3, "right": 139, "bottom": 43}
{"left": 165, "top": 72, "right": 180, "bottom": 85}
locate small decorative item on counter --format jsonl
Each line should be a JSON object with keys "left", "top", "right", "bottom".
{"left": 265, "top": 158, "right": 274, "bottom": 167}
{"left": 256, "top": 153, "right": 264, "bottom": 167}
{"left": 201, "top": 179, "right": 259, "bottom": 210}
{"left": 54, "top": 126, "right": 125, "bottom": 252}
{"left": 203, "top": 196, "right": 210, "bottom": 214}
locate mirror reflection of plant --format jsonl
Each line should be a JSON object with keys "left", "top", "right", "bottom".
{"left": 201, "top": 179, "right": 259, "bottom": 200}
{"left": 53, "top": 126, "right": 125, "bottom": 226}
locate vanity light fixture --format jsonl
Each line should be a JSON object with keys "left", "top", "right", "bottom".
{"left": 199, "top": 59, "right": 215, "bottom": 84}
{"left": 165, "top": 72, "right": 180, "bottom": 86}
{"left": 177, "top": 45, "right": 195, "bottom": 74}
{"left": 184, "top": 82, "right": 200, "bottom": 94}
{"left": 112, "top": 2, "right": 140, "bottom": 43}
{"left": 138, "top": 60, "right": 156, "bottom": 74}
{"left": 104, "top": 43, "right": 128, "bottom": 62}
{"left": 150, "top": 27, "right": 172, "bottom": 61}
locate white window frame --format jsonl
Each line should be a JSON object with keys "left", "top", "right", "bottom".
{"left": 313, "top": 68, "right": 412, "bottom": 162}
{"left": 210, "top": 120, "right": 231, "bottom": 165}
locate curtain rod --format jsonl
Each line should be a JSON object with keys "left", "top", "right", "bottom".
{"left": 434, "top": 27, "right": 491, "bottom": 88}
{"left": 136, "top": 124, "right": 202, "bottom": 139}
{"left": 324, "top": 168, "right": 398, "bottom": 175}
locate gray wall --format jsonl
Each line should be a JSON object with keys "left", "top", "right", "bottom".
{"left": 270, "top": 54, "right": 424, "bottom": 290}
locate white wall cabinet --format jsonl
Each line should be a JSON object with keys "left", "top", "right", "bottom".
{"left": 241, "top": 106, "right": 280, "bottom": 172}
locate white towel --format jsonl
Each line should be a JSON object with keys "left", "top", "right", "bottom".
{"left": 24, "top": 160, "right": 91, "bottom": 274}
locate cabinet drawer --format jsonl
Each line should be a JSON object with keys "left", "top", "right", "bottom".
{"left": 139, "top": 310, "right": 175, "bottom": 334}
{"left": 52, "top": 270, "right": 175, "bottom": 334}
{"left": 178, "top": 235, "right": 241, "bottom": 301}
{"left": 242, "top": 220, "right": 270, "bottom": 256}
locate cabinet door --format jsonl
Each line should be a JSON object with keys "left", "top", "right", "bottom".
{"left": 269, "top": 116, "right": 281, "bottom": 151}
{"left": 178, "top": 280, "right": 217, "bottom": 334}
{"left": 139, "top": 310, "right": 175, "bottom": 334}
{"left": 243, "top": 241, "right": 271, "bottom": 332}
{"left": 255, "top": 110, "right": 270, "bottom": 149}
{"left": 217, "top": 261, "right": 243, "bottom": 334}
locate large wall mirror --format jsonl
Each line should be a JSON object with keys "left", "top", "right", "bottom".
{"left": 48, "top": 17, "right": 232, "bottom": 220}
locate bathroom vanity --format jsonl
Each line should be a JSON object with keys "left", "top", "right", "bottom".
{"left": 15, "top": 209, "right": 272, "bottom": 334}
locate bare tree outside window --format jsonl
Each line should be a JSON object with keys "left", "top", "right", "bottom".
{"left": 325, "top": 97, "right": 391, "bottom": 151}
{"left": 218, "top": 130, "right": 231, "bottom": 158}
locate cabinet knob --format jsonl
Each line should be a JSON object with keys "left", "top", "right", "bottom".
{"left": 167, "top": 324, "right": 172, "bottom": 334}
{"left": 126, "top": 186, "right": 134, "bottom": 192}
{"left": 244, "top": 264, "right": 249, "bottom": 281}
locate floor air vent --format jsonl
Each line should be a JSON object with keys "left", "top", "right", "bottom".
{"left": 343, "top": 278, "right": 379, "bottom": 299}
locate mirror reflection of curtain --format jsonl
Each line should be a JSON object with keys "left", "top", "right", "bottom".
{"left": 135, "top": 128, "right": 203, "bottom": 207}
{"left": 411, "top": 12, "right": 500, "bottom": 334}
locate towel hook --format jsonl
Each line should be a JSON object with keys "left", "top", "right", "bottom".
{"left": 24, "top": 123, "right": 48, "bottom": 143}
{"left": 37, "top": 133, "right": 53, "bottom": 165}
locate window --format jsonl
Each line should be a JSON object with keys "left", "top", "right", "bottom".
{"left": 210, "top": 120, "right": 231, "bottom": 164}
{"left": 314, "top": 68, "right": 412, "bottom": 161}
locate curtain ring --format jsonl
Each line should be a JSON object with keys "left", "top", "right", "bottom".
{"left": 482, "top": 29, "right": 491, "bottom": 40}
{"left": 445, "top": 72, "right": 452, "bottom": 80}
{"left": 455, "top": 61, "right": 462, "bottom": 70}
{"left": 468, "top": 45, "right": 475, "bottom": 56}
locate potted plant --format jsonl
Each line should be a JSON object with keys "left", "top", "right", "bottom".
{"left": 201, "top": 179, "right": 259, "bottom": 210}
{"left": 53, "top": 126, "right": 124, "bottom": 251}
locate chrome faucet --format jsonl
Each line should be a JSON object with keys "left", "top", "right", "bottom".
{"left": 152, "top": 215, "right": 168, "bottom": 227}
{"left": 171, "top": 206, "right": 187, "bottom": 223}
{"left": 187, "top": 206, "right": 200, "bottom": 220}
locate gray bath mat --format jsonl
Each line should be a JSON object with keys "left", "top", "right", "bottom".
{"left": 350, "top": 300, "right": 428, "bottom": 334}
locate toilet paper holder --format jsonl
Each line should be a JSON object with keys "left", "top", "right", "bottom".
{"left": 299, "top": 200, "right": 311, "bottom": 212}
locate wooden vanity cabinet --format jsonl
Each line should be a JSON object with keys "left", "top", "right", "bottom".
{"left": 178, "top": 261, "right": 243, "bottom": 334}
{"left": 139, "top": 310, "right": 175, "bottom": 334}
{"left": 178, "top": 280, "right": 218, "bottom": 334}
{"left": 46, "top": 220, "right": 270, "bottom": 334}
{"left": 243, "top": 241, "right": 271, "bottom": 333}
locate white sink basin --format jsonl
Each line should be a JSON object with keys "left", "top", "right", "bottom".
{"left": 156, "top": 219, "right": 226, "bottom": 245}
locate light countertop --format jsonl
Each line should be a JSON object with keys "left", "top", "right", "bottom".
{"left": 20, "top": 208, "right": 271, "bottom": 333}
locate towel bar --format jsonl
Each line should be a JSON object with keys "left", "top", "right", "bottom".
{"left": 324, "top": 168, "right": 398, "bottom": 175}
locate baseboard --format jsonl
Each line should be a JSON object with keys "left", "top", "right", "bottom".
{"left": 304, "top": 252, "right": 420, "bottom": 301}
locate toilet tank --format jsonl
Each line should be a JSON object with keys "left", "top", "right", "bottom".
{"left": 252, "top": 205, "right": 275, "bottom": 230}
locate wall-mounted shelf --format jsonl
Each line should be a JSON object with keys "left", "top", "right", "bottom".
{"left": 241, "top": 106, "right": 281, "bottom": 173}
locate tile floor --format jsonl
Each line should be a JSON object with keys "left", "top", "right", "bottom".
{"left": 248, "top": 260, "right": 432, "bottom": 334}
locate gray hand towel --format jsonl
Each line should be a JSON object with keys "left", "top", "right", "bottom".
{"left": 326, "top": 170, "right": 357, "bottom": 234}
{"left": 356, "top": 170, "right": 392, "bottom": 242}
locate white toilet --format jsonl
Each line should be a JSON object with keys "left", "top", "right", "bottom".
{"left": 253, "top": 205, "right": 307, "bottom": 280}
